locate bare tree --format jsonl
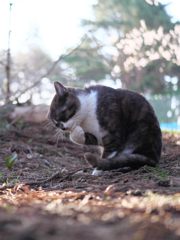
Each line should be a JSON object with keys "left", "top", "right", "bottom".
{"left": 5, "top": 3, "right": 12, "bottom": 103}
{"left": 1, "top": 34, "right": 87, "bottom": 104}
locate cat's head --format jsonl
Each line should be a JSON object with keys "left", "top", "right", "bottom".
{"left": 47, "top": 82, "right": 80, "bottom": 131}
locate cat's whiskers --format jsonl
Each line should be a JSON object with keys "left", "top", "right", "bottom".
{"left": 43, "top": 120, "right": 54, "bottom": 130}
{"left": 52, "top": 129, "right": 61, "bottom": 140}
{"left": 51, "top": 128, "right": 63, "bottom": 145}
{"left": 57, "top": 129, "right": 64, "bottom": 145}
{"left": 46, "top": 123, "right": 54, "bottom": 130}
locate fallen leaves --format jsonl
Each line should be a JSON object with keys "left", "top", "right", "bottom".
{"left": 1, "top": 185, "right": 180, "bottom": 239}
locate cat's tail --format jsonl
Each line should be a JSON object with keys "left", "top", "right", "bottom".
{"left": 84, "top": 152, "right": 158, "bottom": 170}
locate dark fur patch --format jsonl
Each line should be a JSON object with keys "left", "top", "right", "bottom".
{"left": 49, "top": 92, "right": 80, "bottom": 128}
{"left": 85, "top": 133, "right": 98, "bottom": 145}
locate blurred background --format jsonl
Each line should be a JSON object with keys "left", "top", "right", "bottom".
{"left": 0, "top": 0, "right": 180, "bottom": 130}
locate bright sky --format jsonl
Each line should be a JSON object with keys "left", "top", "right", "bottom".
{"left": 0, "top": 0, "right": 179, "bottom": 60}
{"left": 0, "top": 0, "right": 97, "bottom": 59}
{"left": 159, "top": 0, "right": 180, "bottom": 22}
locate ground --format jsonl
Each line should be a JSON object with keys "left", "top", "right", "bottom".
{"left": 0, "top": 121, "right": 180, "bottom": 240}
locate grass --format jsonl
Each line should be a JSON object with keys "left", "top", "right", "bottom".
{"left": 143, "top": 165, "right": 169, "bottom": 179}
{"left": 157, "top": 170, "right": 168, "bottom": 178}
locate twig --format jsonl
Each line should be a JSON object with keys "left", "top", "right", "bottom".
{"left": 0, "top": 167, "right": 91, "bottom": 191}
{"left": 58, "top": 168, "right": 91, "bottom": 182}
{"left": 0, "top": 61, "right": 5, "bottom": 66}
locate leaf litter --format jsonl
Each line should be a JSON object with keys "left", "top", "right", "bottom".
{"left": 0, "top": 123, "right": 180, "bottom": 240}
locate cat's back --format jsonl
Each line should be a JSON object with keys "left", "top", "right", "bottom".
{"left": 88, "top": 85, "right": 156, "bottom": 122}
{"left": 87, "top": 85, "right": 148, "bottom": 105}
{"left": 69, "top": 85, "right": 159, "bottom": 128}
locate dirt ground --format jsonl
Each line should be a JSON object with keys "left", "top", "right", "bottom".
{"left": 0, "top": 120, "right": 180, "bottom": 240}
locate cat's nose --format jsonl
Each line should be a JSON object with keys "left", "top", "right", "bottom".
{"left": 61, "top": 126, "right": 66, "bottom": 130}
{"left": 58, "top": 123, "right": 68, "bottom": 131}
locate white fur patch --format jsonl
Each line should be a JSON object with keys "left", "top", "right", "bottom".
{"left": 63, "top": 90, "right": 107, "bottom": 145}
{"left": 92, "top": 169, "right": 103, "bottom": 176}
{"left": 122, "top": 149, "right": 133, "bottom": 154}
{"left": 107, "top": 151, "right": 117, "bottom": 158}
{"left": 78, "top": 91, "right": 107, "bottom": 145}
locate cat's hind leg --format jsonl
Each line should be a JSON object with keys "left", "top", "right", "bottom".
{"left": 88, "top": 150, "right": 133, "bottom": 175}
{"left": 92, "top": 167, "right": 132, "bottom": 176}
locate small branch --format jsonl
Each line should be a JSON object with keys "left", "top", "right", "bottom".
{"left": 0, "top": 61, "right": 5, "bottom": 66}
{"left": 0, "top": 167, "right": 91, "bottom": 191}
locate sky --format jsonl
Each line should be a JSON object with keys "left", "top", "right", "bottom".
{"left": 0, "top": 0, "right": 180, "bottom": 60}
{"left": 159, "top": 0, "right": 180, "bottom": 22}
{"left": 0, "top": 0, "right": 97, "bottom": 59}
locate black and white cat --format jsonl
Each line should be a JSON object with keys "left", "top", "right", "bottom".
{"left": 47, "top": 81, "right": 162, "bottom": 175}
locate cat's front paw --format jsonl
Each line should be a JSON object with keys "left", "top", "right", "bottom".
{"left": 70, "top": 126, "right": 85, "bottom": 145}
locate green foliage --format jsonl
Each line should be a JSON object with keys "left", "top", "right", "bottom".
{"left": 157, "top": 170, "right": 168, "bottom": 178}
{"left": 143, "top": 164, "right": 158, "bottom": 174}
{"left": 143, "top": 165, "right": 168, "bottom": 179}
{"left": 45, "top": 167, "right": 51, "bottom": 173}
{"left": 65, "top": 39, "right": 110, "bottom": 83}
{"left": 5, "top": 153, "right": 17, "bottom": 169}
{"left": 6, "top": 178, "right": 9, "bottom": 185}
{"left": 154, "top": 164, "right": 159, "bottom": 171}
{"left": 87, "top": 0, "right": 173, "bottom": 33}
{"left": 16, "top": 119, "right": 24, "bottom": 129}
{"left": 0, "top": 172, "right": 4, "bottom": 178}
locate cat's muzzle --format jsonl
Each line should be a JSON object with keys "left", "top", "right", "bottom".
{"left": 56, "top": 122, "right": 68, "bottom": 131}
{"left": 61, "top": 125, "right": 68, "bottom": 131}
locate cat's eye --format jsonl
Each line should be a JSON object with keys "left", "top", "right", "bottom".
{"left": 61, "top": 110, "right": 66, "bottom": 114}
{"left": 53, "top": 117, "right": 59, "bottom": 123}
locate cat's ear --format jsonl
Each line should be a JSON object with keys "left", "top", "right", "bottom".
{"left": 54, "top": 82, "right": 67, "bottom": 96}
{"left": 46, "top": 110, "right": 51, "bottom": 119}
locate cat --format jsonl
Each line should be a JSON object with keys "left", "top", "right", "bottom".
{"left": 47, "top": 81, "right": 162, "bottom": 175}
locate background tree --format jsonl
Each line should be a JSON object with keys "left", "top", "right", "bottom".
{"left": 117, "top": 22, "right": 180, "bottom": 93}
{"left": 64, "top": 37, "right": 111, "bottom": 85}
{"left": 65, "top": 0, "right": 179, "bottom": 94}
{"left": 0, "top": 45, "right": 64, "bottom": 104}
